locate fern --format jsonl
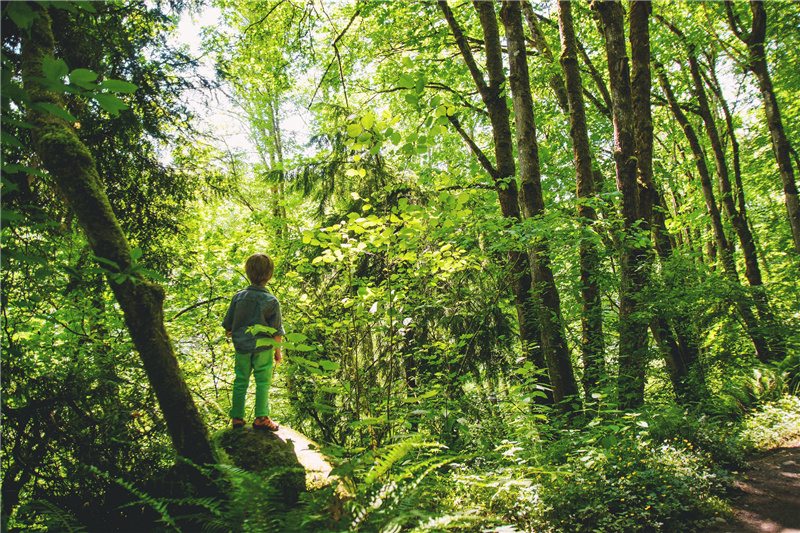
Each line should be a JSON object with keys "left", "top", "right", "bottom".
{"left": 345, "top": 436, "right": 467, "bottom": 533}
{"left": 88, "top": 465, "right": 182, "bottom": 532}
{"left": 19, "top": 500, "right": 87, "bottom": 533}
{"left": 363, "top": 434, "right": 436, "bottom": 485}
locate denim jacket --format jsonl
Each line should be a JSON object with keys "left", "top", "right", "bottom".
{"left": 222, "top": 285, "right": 285, "bottom": 354}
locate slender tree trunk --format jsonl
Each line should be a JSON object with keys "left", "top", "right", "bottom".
{"left": 521, "top": 1, "right": 569, "bottom": 115}
{"left": 22, "top": 7, "right": 216, "bottom": 474}
{"left": 727, "top": 1, "right": 800, "bottom": 256}
{"left": 438, "top": 1, "right": 550, "bottom": 399}
{"left": 703, "top": 58, "right": 786, "bottom": 359}
{"left": 650, "top": 189, "right": 708, "bottom": 403}
{"left": 501, "top": 0, "right": 580, "bottom": 412}
{"left": 593, "top": 0, "right": 650, "bottom": 410}
{"left": 656, "top": 61, "right": 773, "bottom": 362}
{"left": 557, "top": 0, "right": 606, "bottom": 400}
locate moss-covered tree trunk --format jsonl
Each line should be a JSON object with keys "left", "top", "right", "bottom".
{"left": 437, "top": 0, "right": 551, "bottom": 402}
{"left": 501, "top": 0, "right": 580, "bottom": 412}
{"left": 727, "top": 1, "right": 800, "bottom": 257}
{"left": 21, "top": 7, "right": 216, "bottom": 471}
{"left": 556, "top": 0, "right": 607, "bottom": 400}
{"left": 593, "top": 0, "right": 650, "bottom": 410}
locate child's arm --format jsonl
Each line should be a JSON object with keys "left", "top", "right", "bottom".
{"left": 274, "top": 335, "right": 282, "bottom": 363}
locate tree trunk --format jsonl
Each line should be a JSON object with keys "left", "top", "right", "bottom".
{"left": 438, "top": 0, "right": 552, "bottom": 401}
{"left": 21, "top": 7, "right": 217, "bottom": 473}
{"left": 593, "top": 0, "right": 650, "bottom": 410}
{"left": 557, "top": 0, "right": 606, "bottom": 400}
{"left": 727, "top": 1, "right": 800, "bottom": 256}
{"left": 501, "top": 0, "right": 580, "bottom": 412}
{"left": 521, "top": 1, "right": 569, "bottom": 115}
{"left": 656, "top": 60, "right": 773, "bottom": 362}
{"left": 703, "top": 56, "right": 786, "bottom": 359}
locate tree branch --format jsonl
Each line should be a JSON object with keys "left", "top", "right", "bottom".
{"left": 170, "top": 297, "right": 227, "bottom": 321}
{"left": 446, "top": 114, "right": 499, "bottom": 181}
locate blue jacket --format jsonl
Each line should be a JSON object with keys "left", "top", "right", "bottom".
{"left": 222, "top": 285, "right": 285, "bottom": 354}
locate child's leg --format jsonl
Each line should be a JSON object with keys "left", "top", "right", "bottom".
{"left": 230, "top": 352, "right": 254, "bottom": 419}
{"left": 252, "top": 350, "right": 275, "bottom": 418}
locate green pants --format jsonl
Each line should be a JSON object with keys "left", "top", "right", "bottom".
{"left": 230, "top": 351, "right": 274, "bottom": 419}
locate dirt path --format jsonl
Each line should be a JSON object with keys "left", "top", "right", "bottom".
{"left": 708, "top": 438, "right": 800, "bottom": 533}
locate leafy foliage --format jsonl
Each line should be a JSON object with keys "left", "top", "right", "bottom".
{"left": 3, "top": 1, "right": 800, "bottom": 532}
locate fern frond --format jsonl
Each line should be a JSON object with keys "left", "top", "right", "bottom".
{"left": 87, "top": 465, "right": 181, "bottom": 532}
{"left": 20, "top": 500, "right": 87, "bottom": 533}
{"left": 364, "top": 434, "right": 436, "bottom": 486}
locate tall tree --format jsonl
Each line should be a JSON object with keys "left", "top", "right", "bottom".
{"left": 726, "top": 1, "right": 800, "bottom": 257}
{"left": 21, "top": 5, "right": 216, "bottom": 476}
{"left": 437, "top": 0, "right": 551, "bottom": 400}
{"left": 556, "top": 0, "right": 606, "bottom": 399}
{"left": 592, "top": 0, "right": 651, "bottom": 409}
{"left": 656, "top": 14, "right": 783, "bottom": 361}
{"left": 655, "top": 59, "right": 773, "bottom": 362}
{"left": 500, "top": 0, "right": 580, "bottom": 411}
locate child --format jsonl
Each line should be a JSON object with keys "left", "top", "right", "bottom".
{"left": 222, "top": 253, "right": 284, "bottom": 430}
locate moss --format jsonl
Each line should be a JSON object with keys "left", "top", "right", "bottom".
{"left": 213, "top": 428, "right": 306, "bottom": 505}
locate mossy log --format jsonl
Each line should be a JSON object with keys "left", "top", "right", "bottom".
{"left": 213, "top": 426, "right": 335, "bottom": 505}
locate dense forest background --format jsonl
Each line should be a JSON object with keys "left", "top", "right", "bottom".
{"left": 2, "top": 0, "right": 799, "bottom": 532}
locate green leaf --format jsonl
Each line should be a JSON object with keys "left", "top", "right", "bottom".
{"left": 32, "top": 102, "right": 77, "bottom": 123}
{"left": 42, "top": 57, "right": 69, "bottom": 82}
{"left": 346, "top": 123, "right": 363, "bottom": 137}
{"left": 1, "top": 132, "right": 24, "bottom": 149}
{"left": 130, "top": 247, "right": 143, "bottom": 261}
{"left": 72, "top": 1, "right": 98, "bottom": 13}
{"left": 5, "top": 2, "right": 37, "bottom": 30}
{"left": 285, "top": 332, "right": 308, "bottom": 343}
{"left": 1, "top": 210, "right": 24, "bottom": 222}
{"left": 99, "top": 79, "right": 138, "bottom": 94}
{"left": 69, "top": 68, "right": 99, "bottom": 88}
{"left": 360, "top": 112, "right": 374, "bottom": 130}
{"left": 319, "top": 360, "right": 340, "bottom": 372}
{"left": 92, "top": 93, "right": 128, "bottom": 115}
{"left": 415, "top": 75, "right": 426, "bottom": 94}
{"left": 1, "top": 116, "right": 33, "bottom": 129}
{"left": 398, "top": 73, "right": 415, "bottom": 90}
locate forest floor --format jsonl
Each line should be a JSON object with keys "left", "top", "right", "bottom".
{"left": 706, "top": 437, "right": 800, "bottom": 533}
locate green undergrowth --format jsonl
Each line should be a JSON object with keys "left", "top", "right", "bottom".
{"left": 426, "top": 395, "right": 800, "bottom": 533}
{"left": 9, "top": 397, "right": 798, "bottom": 533}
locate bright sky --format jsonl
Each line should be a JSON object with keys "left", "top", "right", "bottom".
{"left": 169, "top": 5, "right": 313, "bottom": 167}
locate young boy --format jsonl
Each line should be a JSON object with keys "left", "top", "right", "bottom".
{"left": 222, "top": 253, "right": 284, "bottom": 430}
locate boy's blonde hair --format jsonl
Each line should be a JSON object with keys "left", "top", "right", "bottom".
{"left": 245, "top": 253, "right": 274, "bottom": 285}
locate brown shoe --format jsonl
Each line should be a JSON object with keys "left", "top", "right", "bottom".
{"left": 231, "top": 418, "right": 244, "bottom": 429}
{"left": 253, "top": 416, "right": 278, "bottom": 431}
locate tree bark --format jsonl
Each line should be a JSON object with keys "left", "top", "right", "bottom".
{"left": 501, "top": 0, "right": 580, "bottom": 412}
{"left": 702, "top": 55, "right": 786, "bottom": 360}
{"left": 656, "top": 60, "right": 773, "bottom": 362}
{"left": 727, "top": 0, "right": 800, "bottom": 257}
{"left": 521, "top": 1, "right": 570, "bottom": 115}
{"left": 557, "top": 0, "right": 606, "bottom": 400}
{"left": 657, "top": 12, "right": 781, "bottom": 361}
{"left": 21, "top": 7, "right": 217, "bottom": 472}
{"left": 438, "top": 1, "right": 551, "bottom": 400}
{"left": 593, "top": 0, "right": 650, "bottom": 410}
